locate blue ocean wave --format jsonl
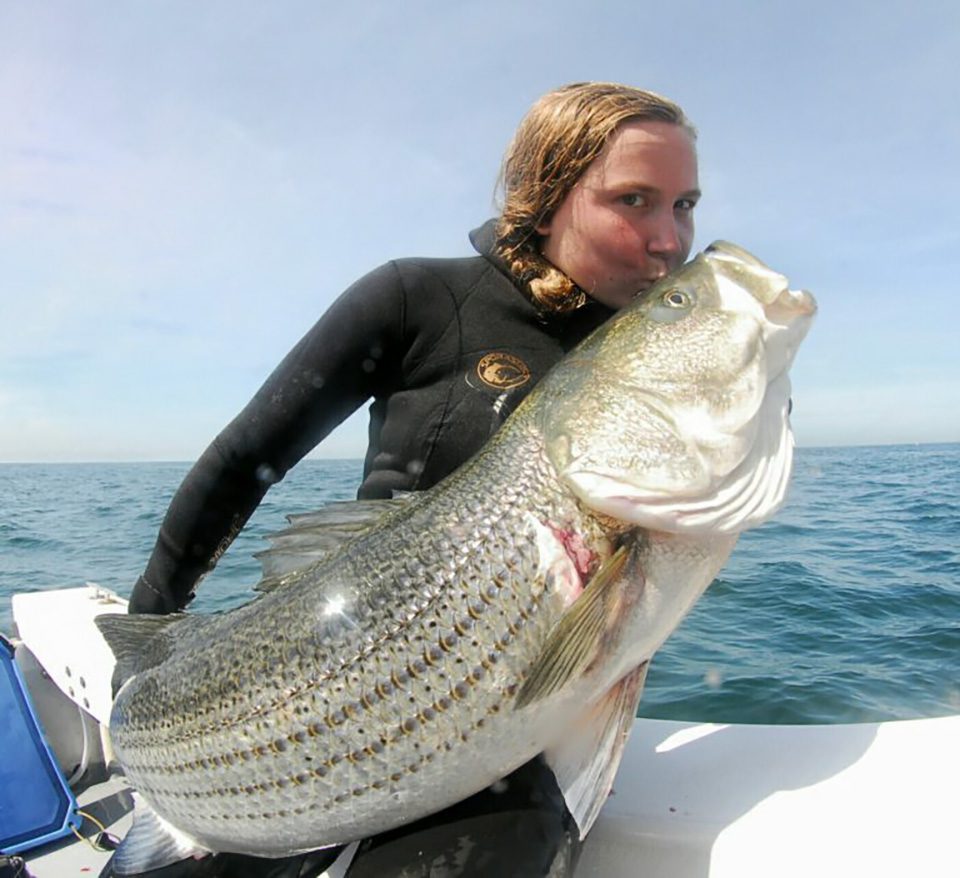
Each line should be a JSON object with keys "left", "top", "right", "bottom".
{"left": 2, "top": 445, "right": 959, "bottom": 724}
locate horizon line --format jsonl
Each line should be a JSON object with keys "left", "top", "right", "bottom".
{"left": 2, "top": 439, "right": 958, "bottom": 466}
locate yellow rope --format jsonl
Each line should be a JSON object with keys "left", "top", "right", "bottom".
{"left": 69, "top": 808, "right": 114, "bottom": 851}
{"left": 77, "top": 809, "right": 108, "bottom": 834}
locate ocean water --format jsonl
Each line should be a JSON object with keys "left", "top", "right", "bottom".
{"left": 1, "top": 444, "right": 958, "bottom": 725}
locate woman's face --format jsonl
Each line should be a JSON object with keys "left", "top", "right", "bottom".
{"left": 537, "top": 120, "right": 700, "bottom": 310}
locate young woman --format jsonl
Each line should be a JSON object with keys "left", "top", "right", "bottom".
{"left": 123, "top": 82, "right": 699, "bottom": 878}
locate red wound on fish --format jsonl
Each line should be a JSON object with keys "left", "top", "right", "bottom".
{"left": 545, "top": 523, "right": 599, "bottom": 602}
{"left": 549, "top": 525, "right": 596, "bottom": 577}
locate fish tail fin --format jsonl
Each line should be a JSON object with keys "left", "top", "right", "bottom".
{"left": 107, "top": 793, "right": 211, "bottom": 875}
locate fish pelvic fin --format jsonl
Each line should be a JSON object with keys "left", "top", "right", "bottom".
{"left": 94, "top": 612, "right": 184, "bottom": 694}
{"left": 546, "top": 662, "right": 649, "bottom": 839}
{"left": 108, "top": 794, "right": 212, "bottom": 875}
{"left": 515, "top": 543, "right": 640, "bottom": 709}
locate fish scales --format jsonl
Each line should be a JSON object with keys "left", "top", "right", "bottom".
{"left": 96, "top": 242, "right": 816, "bottom": 870}
{"left": 110, "top": 426, "right": 606, "bottom": 850}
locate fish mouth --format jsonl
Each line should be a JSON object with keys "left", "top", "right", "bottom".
{"left": 705, "top": 240, "right": 818, "bottom": 319}
{"left": 772, "top": 286, "right": 817, "bottom": 317}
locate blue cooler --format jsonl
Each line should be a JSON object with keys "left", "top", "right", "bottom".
{"left": 0, "top": 634, "right": 81, "bottom": 854}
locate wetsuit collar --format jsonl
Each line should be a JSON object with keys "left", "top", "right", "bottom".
{"left": 469, "top": 219, "right": 614, "bottom": 325}
{"left": 469, "top": 219, "right": 509, "bottom": 272}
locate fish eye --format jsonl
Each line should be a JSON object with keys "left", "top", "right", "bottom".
{"left": 662, "top": 289, "right": 690, "bottom": 308}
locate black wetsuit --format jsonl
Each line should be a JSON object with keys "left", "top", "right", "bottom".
{"left": 122, "top": 221, "right": 614, "bottom": 878}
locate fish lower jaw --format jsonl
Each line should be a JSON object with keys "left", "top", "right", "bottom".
{"left": 566, "top": 470, "right": 777, "bottom": 536}
{"left": 563, "top": 472, "right": 696, "bottom": 533}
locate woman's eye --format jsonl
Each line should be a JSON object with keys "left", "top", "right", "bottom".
{"left": 675, "top": 198, "right": 698, "bottom": 212}
{"left": 620, "top": 193, "right": 648, "bottom": 207}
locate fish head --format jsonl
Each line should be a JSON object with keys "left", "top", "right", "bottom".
{"left": 543, "top": 240, "right": 816, "bottom": 534}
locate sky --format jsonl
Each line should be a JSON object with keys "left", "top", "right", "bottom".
{"left": 1, "top": 0, "right": 958, "bottom": 462}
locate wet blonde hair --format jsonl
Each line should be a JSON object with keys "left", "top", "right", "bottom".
{"left": 496, "top": 82, "right": 695, "bottom": 312}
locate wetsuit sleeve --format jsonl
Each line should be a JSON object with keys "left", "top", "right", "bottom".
{"left": 128, "top": 262, "right": 406, "bottom": 614}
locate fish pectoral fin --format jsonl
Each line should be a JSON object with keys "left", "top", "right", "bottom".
{"left": 254, "top": 496, "right": 418, "bottom": 590}
{"left": 546, "top": 662, "right": 649, "bottom": 839}
{"left": 109, "top": 795, "right": 211, "bottom": 876}
{"left": 514, "top": 545, "right": 632, "bottom": 709}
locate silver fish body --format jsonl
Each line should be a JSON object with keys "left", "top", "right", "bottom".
{"left": 97, "top": 242, "right": 815, "bottom": 873}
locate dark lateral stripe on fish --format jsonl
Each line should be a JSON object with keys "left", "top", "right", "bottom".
{"left": 130, "top": 695, "right": 508, "bottom": 822}
{"left": 143, "top": 709, "right": 501, "bottom": 824}
{"left": 128, "top": 655, "right": 514, "bottom": 794}
{"left": 120, "top": 593, "right": 542, "bottom": 815}
{"left": 119, "top": 573, "right": 533, "bottom": 749}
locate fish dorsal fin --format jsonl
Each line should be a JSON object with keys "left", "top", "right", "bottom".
{"left": 546, "top": 662, "right": 649, "bottom": 838}
{"left": 95, "top": 613, "right": 187, "bottom": 692}
{"left": 515, "top": 545, "right": 636, "bottom": 708}
{"left": 254, "top": 496, "right": 416, "bottom": 592}
{"left": 109, "top": 793, "right": 211, "bottom": 875}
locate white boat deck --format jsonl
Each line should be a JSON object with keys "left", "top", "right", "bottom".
{"left": 10, "top": 586, "right": 959, "bottom": 877}
{"left": 577, "top": 713, "right": 958, "bottom": 877}
{"left": 19, "top": 714, "right": 959, "bottom": 877}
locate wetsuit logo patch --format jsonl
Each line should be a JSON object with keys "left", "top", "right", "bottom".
{"left": 476, "top": 352, "right": 531, "bottom": 390}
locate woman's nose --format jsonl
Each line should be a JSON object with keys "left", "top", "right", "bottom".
{"left": 646, "top": 212, "right": 682, "bottom": 256}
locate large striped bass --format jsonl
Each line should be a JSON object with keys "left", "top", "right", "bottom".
{"left": 96, "top": 241, "right": 815, "bottom": 874}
